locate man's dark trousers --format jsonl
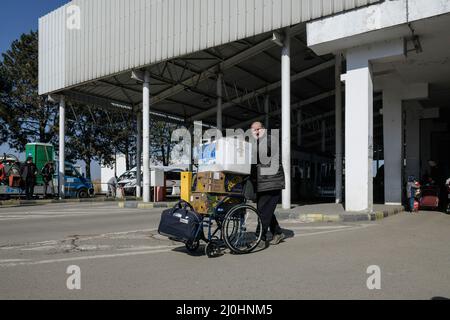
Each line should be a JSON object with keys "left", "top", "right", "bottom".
{"left": 25, "top": 179, "right": 34, "bottom": 200}
{"left": 257, "top": 190, "right": 282, "bottom": 240}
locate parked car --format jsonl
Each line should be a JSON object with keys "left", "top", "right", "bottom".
{"left": 117, "top": 166, "right": 187, "bottom": 197}
{"left": 117, "top": 169, "right": 138, "bottom": 196}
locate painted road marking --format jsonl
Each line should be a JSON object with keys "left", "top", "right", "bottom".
{"left": 292, "top": 224, "right": 374, "bottom": 238}
{"left": 0, "top": 210, "right": 150, "bottom": 221}
{"left": 0, "top": 247, "right": 179, "bottom": 267}
{"left": 0, "top": 225, "right": 373, "bottom": 268}
{"left": 0, "top": 229, "right": 157, "bottom": 251}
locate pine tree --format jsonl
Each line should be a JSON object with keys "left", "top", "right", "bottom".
{"left": 0, "top": 31, "right": 58, "bottom": 151}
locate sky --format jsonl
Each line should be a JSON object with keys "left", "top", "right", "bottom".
{"left": 0, "top": 0, "right": 69, "bottom": 56}
{"left": 0, "top": 1, "right": 104, "bottom": 179}
{"left": 0, "top": 0, "right": 68, "bottom": 155}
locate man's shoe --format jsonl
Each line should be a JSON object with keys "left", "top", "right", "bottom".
{"left": 256, "top": 239, "right": 270, "bottom": 250}
{"left": 270, "top": 233, "right": 286, "bottom": 245}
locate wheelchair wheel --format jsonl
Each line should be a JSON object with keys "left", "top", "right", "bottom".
{"left": 205, "top": 241, "right": 223, "bottom": 258}
{"left": 222, "top": 204, "right": 262, "bottom": 254}
{"left": 185, "top": 239, "right": 200, "bottom": 253}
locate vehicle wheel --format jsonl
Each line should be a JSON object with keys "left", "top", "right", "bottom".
{"left": 222, "top": 205, "right": 262, "bottom": 254}
{"left": 185, "top": 240, "right": 200, "bottom": 253}
{"left": 77, "top": 188, "right": 89, "bottom": 199}
{"left": 205, "top": 241, "right": 222, "bottom": 258}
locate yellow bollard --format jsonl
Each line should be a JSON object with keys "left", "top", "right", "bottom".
{"left": 181, "top": 172, "right": 193, "bottom": 203}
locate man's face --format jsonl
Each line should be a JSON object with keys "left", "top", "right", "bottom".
{"left": 251, "top": 122, "right": 266, "bottom": 140}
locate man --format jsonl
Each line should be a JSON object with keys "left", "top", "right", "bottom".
{"left": 406, "top": 175, "right": 420, "bottom": 213}
{"left": 41, "top": 162, "right": 55, "bottom": 198}
{"left": 21, "top": 156, "right": 38, "bottom": 200}
{"left": 250, "top": 121, "right": 286, "bottom": 249}
{"left": 0, "top": 161, "right": 5, "bottom": 185}
{"left": 108, "top": 175, "right": 118, "bottom": 198}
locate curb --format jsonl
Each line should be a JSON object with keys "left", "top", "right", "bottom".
{"left": 0, "top": 197, "right": 130, "bottom": 208}
{"left": 116, "top": 202, "right": 405, "bottom": 223}
{"left": 118, "top": 201, "right": 178, "bottom": 209}
{"left": 275, "top": 206, "right": 405, "bottom": 223}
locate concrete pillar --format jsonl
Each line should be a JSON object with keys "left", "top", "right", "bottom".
{"left": 264, "top": 95, "right": 270, "bottom": 129}
{"left": 143, "top": 71, "right": 151, "bottom": 203}
{"left": 297, "top": 109, "right": 302, "bottom": 147}
{"left": 217, "top": 73, "right": 223, "bottom": 131}
{"left": 59, "top": 96, "right": 65, "bottom": 199}
{"left": 375, "top": 79, "right": 428, "bottom": 200}
{"left": 342, "top": 50, "right": 374, "bottom": 212}
{"left": 405, "top": 101, "right": 421, "bottom": 181}
{"left": 136, "top": 110, "right": 142, "bottom": 198}
{"left": 382, "top": 89, "right": 403, "bottom": 205}
{"left": 281, "top": 28, "right": 291, "bottom": 210}
{"left": 341, "top": 39, "right": 406, "bottom": 212}
{"left": 335, "top": 54, "right": 343, "bottom": 204}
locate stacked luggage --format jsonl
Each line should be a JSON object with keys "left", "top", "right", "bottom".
{"left": 158, "top": 137, "right": 253, "bottom": 248}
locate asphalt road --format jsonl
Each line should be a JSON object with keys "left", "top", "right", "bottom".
{"left": 0, "top": 202, "right": 449, "bottom": 300}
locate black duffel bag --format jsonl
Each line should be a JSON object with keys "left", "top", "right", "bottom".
{"left": 158, "top": 200, "right": 202, "bottom": 243}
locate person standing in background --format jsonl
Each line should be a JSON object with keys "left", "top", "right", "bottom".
{"left": 21, "top": 156, "right": 37, "bottom": 200}
{"left": 41, "top": 162, "right": 55, "bottom": 198}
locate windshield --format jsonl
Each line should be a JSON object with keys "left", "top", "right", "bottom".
{"left": 65, "top": 166, "right": 82, "bottom": 178}
{"left": 166, "top": 171, "right": 181, "bottom": 180}
{"left": 119, "top": 171, "right": 137, "bottom": 181}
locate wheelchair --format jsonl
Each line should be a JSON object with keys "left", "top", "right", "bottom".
{"left": 183, "top": 194, "right": 263, "bottom": 258}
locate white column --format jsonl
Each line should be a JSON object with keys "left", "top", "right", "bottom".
{"left": 281, "top": 28, "right": 291, "bottom": 210}
{"left": 297, "top": 109, "right": 302, "bottom": 147}
{"left": 405, "top": 101, "right": 421, "bottom": 180}
{"left": 143, "top": 71, "right": 151, "bottom": 203}
{"left": 217, "top": 73, "right": 223, "bottom": 131}
{"left": 342, "top": 39, "right": 406, "bottom": 212}
{"left": 383, "top": 89, "right": 403, "bottom": 205}
{"left": 59, "top": 96, "right": 65, "bottom": 199}
{"left": 136, "top": 109, "right": 142, "bottom": 198}
{"left": 343, "top": 50, "right": 374, "bottom": 212}
{"left": 264, "top": 95, "right": 270, "bottom": 129}
{"left": 335, "top": 54, "right": 343, "bottom": 204}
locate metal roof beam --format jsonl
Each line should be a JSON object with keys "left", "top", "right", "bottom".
{"left": 64, "top": 90, "right": 190, "bottom": 125}
{"left": 151, "top": 23, "right": 306, "bottom": 105}
{"left": 64, "top": 90, "right": 133, "bottom": 112}
{"left": 232, "top": 89, "right": 339, "bottom": 129}
{"left": 168, "top": 59, "right": 249, "bottom": 101}
{"left": 190, "top": 59, "right": 335, "bottom": 123}
{"left": 98, "top": 77, "right": 253, "bottom": 122}
{"left": 151, "top": 39, "right": 275, "bottom": 104}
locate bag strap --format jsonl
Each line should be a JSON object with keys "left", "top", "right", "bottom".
{"left": 174, "top": 200, "right": 194, "bottom": 211}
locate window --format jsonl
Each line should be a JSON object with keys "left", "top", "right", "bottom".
{"left": 166, "top": 171, "right": 180, "bottom": 180}
{"left": 65, "top": 167, "right": 80, "bottom": 178}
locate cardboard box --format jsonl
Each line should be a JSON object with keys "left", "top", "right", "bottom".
{"left": 190, "top": 193, "right": 223, "bottom": 215}
{"left": 194, "top": 172, "right": 245, "bottom": 194}
{"left": 190, "top": 192, "right": 241, "bottom": 215}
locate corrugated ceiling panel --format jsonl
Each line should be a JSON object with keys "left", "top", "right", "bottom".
{"left": 39, "top": 0, "right": 382, "bottom": 94}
